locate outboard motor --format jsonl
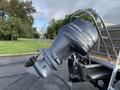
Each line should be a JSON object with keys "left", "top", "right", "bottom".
{"left": 25, "top": 19, "right": 99, "bottom": 78}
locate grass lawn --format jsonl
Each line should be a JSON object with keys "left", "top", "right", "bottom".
{"left": 0, "top": 38, "right": 52, "bottom": 55}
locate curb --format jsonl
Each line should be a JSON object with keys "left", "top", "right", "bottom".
{"left": 0, "top": 52, "right": 39, "bottom": 57}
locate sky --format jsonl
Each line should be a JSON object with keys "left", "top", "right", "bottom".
{"left": 32, "top": 0, "right": 120, "bottom": 31}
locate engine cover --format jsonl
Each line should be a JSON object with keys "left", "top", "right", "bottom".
{"left": 25, "top": 19, "right": 99, "bottom": 78}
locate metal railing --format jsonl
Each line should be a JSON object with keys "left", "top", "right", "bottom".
{"left": 70, "top": 10, "right": 118, "bottom": 61}
{"left": 92, "top": 25, "right": 120, "bottom": 58}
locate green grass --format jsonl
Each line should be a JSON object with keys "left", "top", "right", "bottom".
{"left": 0, "top": 38, "right": 52, "bottom": 55}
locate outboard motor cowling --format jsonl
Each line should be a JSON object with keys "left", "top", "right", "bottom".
{"left": 25, "top": 19, "right": 99, "bottom": 78}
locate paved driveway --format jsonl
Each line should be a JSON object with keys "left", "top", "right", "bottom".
{"left": 0, "top": 55, "right": 99, "bottom": 90}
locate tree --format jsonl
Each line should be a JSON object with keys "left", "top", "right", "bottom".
{"left": 0, "top": 0, "right": 8, "bottom": 20}
{"left": 8, "top": 0, "right": 36, "bottom": 24}
{"left": 0, "top": 20, "right": 10, "bottom": 40}
{"left": 0, "top": 0, "right": 37, "bottom": 40}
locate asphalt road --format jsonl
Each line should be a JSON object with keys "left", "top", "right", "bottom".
{"left": 0, "top": 55, "right": 99, "bottom": 90}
